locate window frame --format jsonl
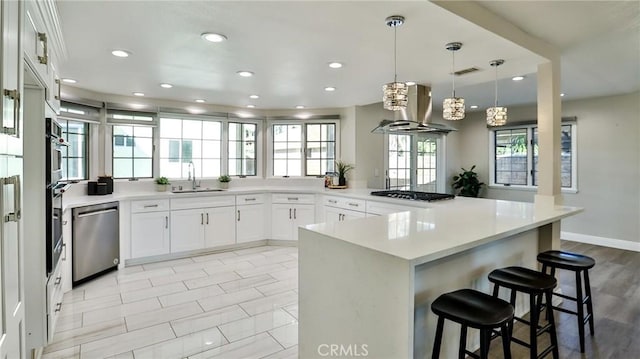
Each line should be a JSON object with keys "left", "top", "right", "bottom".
{"left": 488, "top": 122, "right": 578, "bottom": 192}
{"left": 59, "top": 119, "right": 89, "bottom": 181}
{"left": 384, "top": 133, "right": 446, "bottom": 192}
{"left": 266, "top": 118, "right": 340, "bottom": 178}
{"left": 228, "top": 121, "right": 259, "bottom": 177}
{"left": 110, "top": 124, "right": 155, "bottom": 179}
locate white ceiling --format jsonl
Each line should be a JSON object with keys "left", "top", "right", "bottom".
{"left": 56, "top": 0, "right": 639, "bottom": 112}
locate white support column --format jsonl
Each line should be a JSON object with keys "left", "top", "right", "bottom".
{"left": 535, "top": 60, "right": 562, "bottom": 249}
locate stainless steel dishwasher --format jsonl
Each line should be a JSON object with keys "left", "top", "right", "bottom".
{"left": 72, "top": 201, "right": 119, "bottom": 285}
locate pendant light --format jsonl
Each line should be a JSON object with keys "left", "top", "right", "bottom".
{"left": 382, "top": 15, "right": 408, "bottom": 111}
{"left": 486, "top": 59, "right": 507, "bottom": 126}
{"left": 443, "top": 42, "right": 465, "bottom": 120}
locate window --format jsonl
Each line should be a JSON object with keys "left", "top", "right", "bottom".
{"left": 229, "top": 122, "right": 257, "bottom": 176}
{"left": 112, "top": 125, "right": 153, "bottom": 178}
{"left": 387, "top": 134, "right": 443, "bottom": 191}
{"left": 60, "top": 120, "right": 88, "bottom": 180}
{"left": 491, "top": 123, "right": 576, "bottom": 189}
{"left": 159, "top": 117, "right": 222, "bottom": 179}
{"left": 271, "top": 122, "right": 337, "bottom": 177}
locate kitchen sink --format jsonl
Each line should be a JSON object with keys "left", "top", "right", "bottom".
{"left": 171, "top": 187, "right": 225, "bottom": 194}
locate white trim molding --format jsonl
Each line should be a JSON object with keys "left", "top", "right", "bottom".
{"left": 561, "top": 231, "right": 640, "bottom": 252}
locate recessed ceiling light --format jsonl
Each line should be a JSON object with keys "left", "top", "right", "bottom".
{"left": 560, "top": 93, "right": 565, "bottom": 97}
{"left": 328, "top": 62, "right": 343, "bottom": 69}
{"left": 195, "top": 99, "right": 206, "bottom": 103}
{"left": 160, "top": 83, "right": 173, "bottom": 88}
{"left": 512, "top": 76, "right": 525, "bottom": 81}
{"left": 246, "top": 104, "right": 256, "bottom": 108}
{"left": 111, "top": 49, "right": 131, "bottom": 58}
{"left": 295, "top": 105, "right": 305, "bottom": 109}
{"left": 61, "top": 78, "right": 77, "bottom": 84}
{"left": 470, "top": 105, "right": 479, "bottom": 109}
{"left": 237, "top": 71, "right": 254, "bottom": 77}
{"left": 133, "top": 92, "right": 145, "bottom": 97}
{"left": 201, "top": 32, "right": 227, "bottom": 43}
{"left": 324, "top": 86, "right": 336, "bottom": 92}
{"left": 405, "top": 81, "right": 416, "bottom": 86}
{"left": 249, "top": 94, "right": 260, "bottom": 99}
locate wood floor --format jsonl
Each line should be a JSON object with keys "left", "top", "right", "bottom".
{"left": 485, "top": 241, "right": 640, "bottom": 359}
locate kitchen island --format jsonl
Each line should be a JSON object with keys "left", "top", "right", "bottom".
{"left": 298, "top": 197, "right": 582, "bottom": 358}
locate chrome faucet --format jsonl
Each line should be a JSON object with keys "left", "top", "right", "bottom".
{"left": 187, "top": 161, "right": 198, "bottom": 189}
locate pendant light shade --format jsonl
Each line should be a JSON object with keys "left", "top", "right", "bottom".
{"left": 382, "top": 15, "right": 408, "bottom": 111}
{"left": 486, "top": 59, "right": 507, "bottom": 126}
{"left": 443, "top": 42, "right": 465, "bottom": 121}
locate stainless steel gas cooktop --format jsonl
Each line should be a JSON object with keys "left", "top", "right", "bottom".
{"left": 370, "top": 190, "right": 455, "bottom": 202}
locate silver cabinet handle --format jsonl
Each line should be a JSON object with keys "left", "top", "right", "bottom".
{"left": 37, "top": 32, "right": 48, "bottom": 64}
{"left": 62, "top": 243, "right": 67, "bottom": 261}
{"left": 143, "top": 204, "right": 159, "bottom": 208}
{"left": 237, "top": 210, "right": 240, "bottom": 222}
{"left": 165, "top": 216, "right": 168, "bottom": 229}
{"left": 348, "top": 203, "right": 359, "bottom": 207}
{"left": 289, "top": 208, "right": 292, "bottom": 219}
{"left": 206, "top": 212, "right": 209, "bottom": 225}
{"left": 54, "top": 276, "right": 61, "bottom": 285}
{"left": 294, "top": 208, "right": 297, "bottom": 220}
{"left": 2, "top": 175, "right": 21, "bottom": 222}
{"left": 328, "top": 199, "right": 337, "bottom": 204}
{"left": 244, "top": 198, "right": 256, "bottom": 202}
{"left": 201, "top": 213, "right": 204, "bottom": 225}
{"left": 55, "top": 302, "right": 62, "bottom": 312}
{"left": 3, "top": 89, "right": 19, "bottom": 136}
{"left": 287, "top": 197, "right": 299, "bottom": 201}
{"left": 55, "top": 78, "right": 61, "bottom": 100}
{"left": 62, "top": 220, "right": 68, "bottom": 225}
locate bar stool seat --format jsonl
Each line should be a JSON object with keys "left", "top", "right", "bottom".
{"left": 431, "top": 289, "right": 514, "bottom": 359}
{"left": 537, "top": 250, "right": 596, "bottom": 353}
{"left": 489, "top": 266, "right": 559, "bottom": 359}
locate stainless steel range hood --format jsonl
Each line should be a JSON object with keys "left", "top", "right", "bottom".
{"left": 371, "top": 84, "right": 457, "bottom": 134}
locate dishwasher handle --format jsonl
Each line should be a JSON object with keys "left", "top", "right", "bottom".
{"left": 76, "top": 208, "right": 118, "bottom": 219}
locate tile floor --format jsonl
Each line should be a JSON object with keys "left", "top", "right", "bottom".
{"left": 43, "top": 245, "right": 299, "bottom": 359}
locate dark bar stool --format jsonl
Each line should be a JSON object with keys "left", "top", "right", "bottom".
{"left": 431, "top": 289, "right": 514, "bottom": 359}
{"left": 537, "top": 250, "right": 595, "bottom": 353}
{"left": 488, "top": 267, "right": 559, "bottom": 359}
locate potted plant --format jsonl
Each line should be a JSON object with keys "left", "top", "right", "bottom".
{"left": 155, "top": 176, "right": 170, "bottom": 192}
{"left": 452, "top": 165, "right": 484, "bottom": 197}
{"left": 218, "top": 175, "right": 231, "bottom": 189}
{"left": 335, "top": 160, "right": 355, "bottom": 187}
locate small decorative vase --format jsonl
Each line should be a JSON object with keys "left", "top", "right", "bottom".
{"left": 338, "top": 176, "right": 346, "bottom": 186}
{"left": 219, "top": 182, "right": 229, "bottom": 189}
{"left": 156, "top": 184, "right": 168, "bottom": 192}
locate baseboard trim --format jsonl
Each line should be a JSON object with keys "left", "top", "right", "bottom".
{"left": 561, "top": 231, "right": 640, "bottom": 252}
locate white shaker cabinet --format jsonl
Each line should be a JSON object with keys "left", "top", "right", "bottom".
{"left": 170, "top": 208, "right": 205, "bottom": 252}
{"left": 271, "top": 193, "right": 315, "bottom": 241}
{"left": 170, "top": 196, "right": 236, "bottom": 253}
{"left": 204, "top": 206, "right": 236, "bottom": 247}
{"left": 236, "top": 194, "right": 266, "bottom": 243}
{"left": 131, "top": 199, "right": 171, "bottom": 258}
{"left": 323, "top": 196, "right": 366, "bottom": 223}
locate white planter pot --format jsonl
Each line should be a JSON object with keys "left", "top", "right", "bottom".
{"left": 219, "top": 182, "right": 229, "bottom": 189}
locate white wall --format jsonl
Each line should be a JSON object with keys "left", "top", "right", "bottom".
{"left": 451, "top": 92, "right": 640, "bottom": 248}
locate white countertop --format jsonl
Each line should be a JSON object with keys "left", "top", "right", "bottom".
{"left": 303, "top": 197, "right": 583, "bottom": 266}
{"left": 61, "top": 186, "right": 434, "bottom": 211}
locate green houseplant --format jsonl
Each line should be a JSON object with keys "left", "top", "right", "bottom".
{"left": 452, "top": 165, "right": 484, "bottom": 197}
{"left": 155, "top": 176, "right": 170, "bottom": 192}
{"left": 335, "top": 161, "right": 355, "bottom": 186}
{"left": 218, "top": 175, "right": 231, "bottom": 189}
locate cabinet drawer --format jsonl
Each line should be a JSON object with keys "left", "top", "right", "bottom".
{"left": 272, "top": 193, "right": 315, "bottom": 204}
{"left": 131, "top": 199, "right": 170, "bottom": 213}
{"left": 324, "top": 196, "right": 366, "bottom": 212}
{"left": 236, "top": 193, "right": 265, "bottom": 205}
{"left": 46, "top": 261, "right": 64, "bottom": 341}
{"left": 171, "top": 195, "right": 235, "bottom": 210}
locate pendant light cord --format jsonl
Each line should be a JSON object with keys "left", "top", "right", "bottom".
{"left": 451, "top": 51, "right": 456, "bottom": 97}
{"left": 393, "top": 25, "right": 398, "bottom": 83}
{"left": 494, "top": 63, "right": 498, "bottom": 108}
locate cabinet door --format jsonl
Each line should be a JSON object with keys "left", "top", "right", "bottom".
{"left": 271, "top": 204, "right": 293, "bottom": 240}
{"left": 23, "top": 2, "right": 50, "bottom": 89}
{"left": 237, "top": 204, "right": 265, "bottom": 243}
{"left": 323, "top": 206, "right": 342, "bottom": 224}
{"left": 131, "top": 211, "right": 170, "bottom": 258}
{"left": 341, "top": 208, "right": 367, "bottom": 221}
{"left": 292, "top": 204, "right": 315, "bottom": 241}
{"left": 3, "top": 0, "right": 21, "bottom": 156}
{"left": 204, "top": 206, "right": 236, "bottom": 248}
{"left": 170, "top": 209, "right": 204, "bottom": 253}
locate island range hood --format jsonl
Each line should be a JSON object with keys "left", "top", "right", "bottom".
{"left": 371, "top": 84, "right": 457, "bottom": 134}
